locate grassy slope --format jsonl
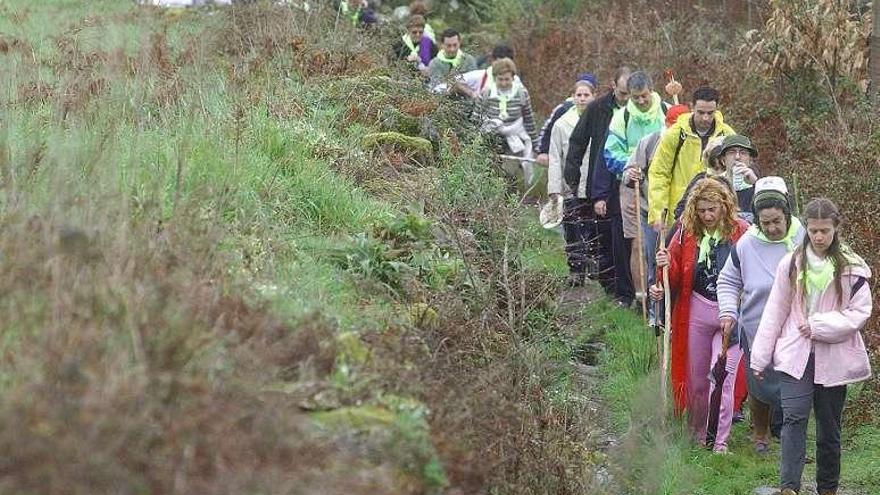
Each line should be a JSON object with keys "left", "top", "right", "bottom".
{"left": 595, "top": 303, "right": 880, "bottom": 494}
{"left": 0, "top": 1, "right": 611, "bottom": 493}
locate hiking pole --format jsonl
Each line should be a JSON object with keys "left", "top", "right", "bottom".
{"left": 498, "top": 154, "right": 537, "bottom": 163}
{"left": 660, "top": 209, "right": 672, "bottom": 414}
{"left": 652, "top": 228, "right": 663, "bottom": 360}
{"left": 633, "top": 177, "right": 648, "bottom": 325}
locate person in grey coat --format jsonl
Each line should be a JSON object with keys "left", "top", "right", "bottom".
{"left": 717, "top": 176, "right": 805, "bottom": 454}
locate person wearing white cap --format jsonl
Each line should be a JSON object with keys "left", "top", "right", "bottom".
{"left": 717, "top": 176, "right": 805, "bottom": 454}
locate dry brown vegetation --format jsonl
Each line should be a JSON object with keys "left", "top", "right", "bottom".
{"left": 0, "top": 1, "right": 615, "bottom": 493}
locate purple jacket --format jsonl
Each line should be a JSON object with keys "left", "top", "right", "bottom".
{"left": 751, "top": 251, "right": 872, "bottom": 387}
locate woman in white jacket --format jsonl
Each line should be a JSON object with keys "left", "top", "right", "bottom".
{"left": 546, "top": 75, "right": 595, "bottom": 286}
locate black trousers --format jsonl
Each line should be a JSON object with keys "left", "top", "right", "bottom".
{"left": 562, "top": 198, "right": 592, "bottom": 274}
{"left": 607, "top": 179, "right": 635, "bottom": 303}
{"left": 589, "top": 210, "right": 615, "bottom": 291}
{"left": 779, "top": 355, "right": 847, "bottom": 493}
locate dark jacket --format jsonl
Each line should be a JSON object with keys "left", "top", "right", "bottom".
{"left": 537, "top": 100, "right": 574, "bottom": 155}
{"left": 564, "top": 91, "right": 622, "bottom": 201}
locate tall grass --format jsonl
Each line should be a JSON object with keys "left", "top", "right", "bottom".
{"left": 0, "top": 1, "right": 627, "bottom": 493}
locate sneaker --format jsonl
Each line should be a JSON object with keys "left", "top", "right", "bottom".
{"left": 712, "top": 446, "right": 729, "bottom": 455}
{"left": 733, "top": 410, "right": 745, "bottom": 423}
{"left": 780, "top": 490, "right": 798, "bottom": 495}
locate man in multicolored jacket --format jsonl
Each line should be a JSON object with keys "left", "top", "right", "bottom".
{"left": 594, "top": 71, "right": 669, "bottom": 306}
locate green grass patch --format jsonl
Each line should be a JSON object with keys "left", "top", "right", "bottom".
{"left": 593, "top": 303, "right": 880, "bottom": 494}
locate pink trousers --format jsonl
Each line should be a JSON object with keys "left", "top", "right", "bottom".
{"left": 686, "top": 293, "right": 744, "bottom": 450}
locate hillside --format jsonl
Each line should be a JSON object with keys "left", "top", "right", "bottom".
{"left": 0, "top": 1, "right": 877, "bottom": 494}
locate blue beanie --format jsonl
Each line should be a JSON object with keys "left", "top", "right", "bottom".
{"left": 575, "top": 72, "right": 597, "bottom": 89}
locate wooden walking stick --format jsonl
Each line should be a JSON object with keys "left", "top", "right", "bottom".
{"left": 633, "top": 177, "right": 648, "bottom": 325}
{"left": 660, "top": 210, "right": 672, "bottom": 413}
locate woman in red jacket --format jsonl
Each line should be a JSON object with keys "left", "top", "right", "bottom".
{"left": 651, "top": 178, "right": 750, "bottom": 452}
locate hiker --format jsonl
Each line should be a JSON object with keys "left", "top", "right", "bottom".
{"left": 427, "top": 28, "right": 478, "bottom": 87}
{"left": 648, "top": 86, "right": 736, "bottom": 232}
{"left": 594, "top": 71, "right": 669, "bottom": 306}
{"left": 475, "top": 57, "right": 539, "bottom": 185}
{"left": 673, "top": 134, "right": 760, "bottom": 222}
{"left": 393, "top": 15, "right": 438, "bottom": 75}
{"left": 535, "top": 73, "right": 598, "bottom": 167}
{"left": 674, "top": 135, "right": 759, "bottom": 219}
{"left": 751, "top": 198, "right": 872, "bottom": 495}
{"left": 668, "top": 138, "right": 751, "bottom": 421}
{"left": 547, "top": 77, "right": 598, "bottom": 286}
{"left": 717, "top": 177, "right": 805, "bottom": 455}
{"left": 563, "top": 66, "right": 632, "bottom": 294}
{"left": 407, "top": 1, "right": 436, "bottom": 42}
{"left": 621, "top": 103, "right": 690, "bottom": 318}
{"left": 450, "top": 45, "right": 520, "bottom": 99}
{"left": 649, "top": 178, "right": 749, "bottom": 453}
{"left": 338, "top": 0, "right": 377, "bottom": 27}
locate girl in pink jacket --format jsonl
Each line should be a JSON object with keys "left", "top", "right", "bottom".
{"left": 751, "top": 198, "right": 872, "bottom": 495}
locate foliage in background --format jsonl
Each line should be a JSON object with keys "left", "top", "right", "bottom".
{"left": 743, "top": 0, "right": 870, "bottom": 94}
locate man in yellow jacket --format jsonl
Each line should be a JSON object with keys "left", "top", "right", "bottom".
{"left": 648, "top": 86, "right": 735, "bottom": 231}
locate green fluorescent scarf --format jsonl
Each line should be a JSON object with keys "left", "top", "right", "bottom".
{"left": 697, "top": 229, "right": 723, "bottom": 269}
{"left": 402, "top": 34, "right": 418, "bottom": 57}
{"left": 608, "top": 92, "right": 664, "bottom": 149}
{"left": 801, "top": 243, "right": 866, "bottom": 298}
{"left": 747, "top": 217, "right": 802, "bottom": 251}
{"left": 339, "top": 1, "right": 361, "bottom": 26}
{"left": 498, "top": 91, "right": 510, "bottom": 119}
{"left": 488, "top": 83, "right": 517, "bottom": 119}
{"left": 436, "top": 50, "right": 464, "bottom": 68}
{"left": 802, "top": 253, "right": 835, "bottom": 297}
{"left": 565, "top": 103, "right": 583, "bottom": 118}
{"left": 625, "top": 92, "right": 663, "bottom": 126}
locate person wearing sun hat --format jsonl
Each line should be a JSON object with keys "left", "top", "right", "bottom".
{"left": 673, "top": 133, "right": 761, "bottom": 223}
{"left": 717, "top": 134, "right": 760, "bottom": 213}
{"left": 536, "top": 72, "right": 598, "bottom": 167}
{"left": 717, "top": 176, "right": 805, "bottom": 455}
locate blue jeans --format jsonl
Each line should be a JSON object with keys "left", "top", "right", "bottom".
{"left": 641, "top": 209, "right": 658, "bottom": 322}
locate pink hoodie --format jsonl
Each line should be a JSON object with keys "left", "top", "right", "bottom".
{"left": 751, "top": 251, "right": 873, "bottom": 386}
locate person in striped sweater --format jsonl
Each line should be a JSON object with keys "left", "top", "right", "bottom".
{"left": 475, "top": 57, "right": 539, "bottom": 185}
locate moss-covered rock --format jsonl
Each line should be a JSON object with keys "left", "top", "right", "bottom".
{"left": 362, "top": 131, "right": 433, "bottom": 165}
{"left": 311, "top": 398, "right": 449, "bottom": 493}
